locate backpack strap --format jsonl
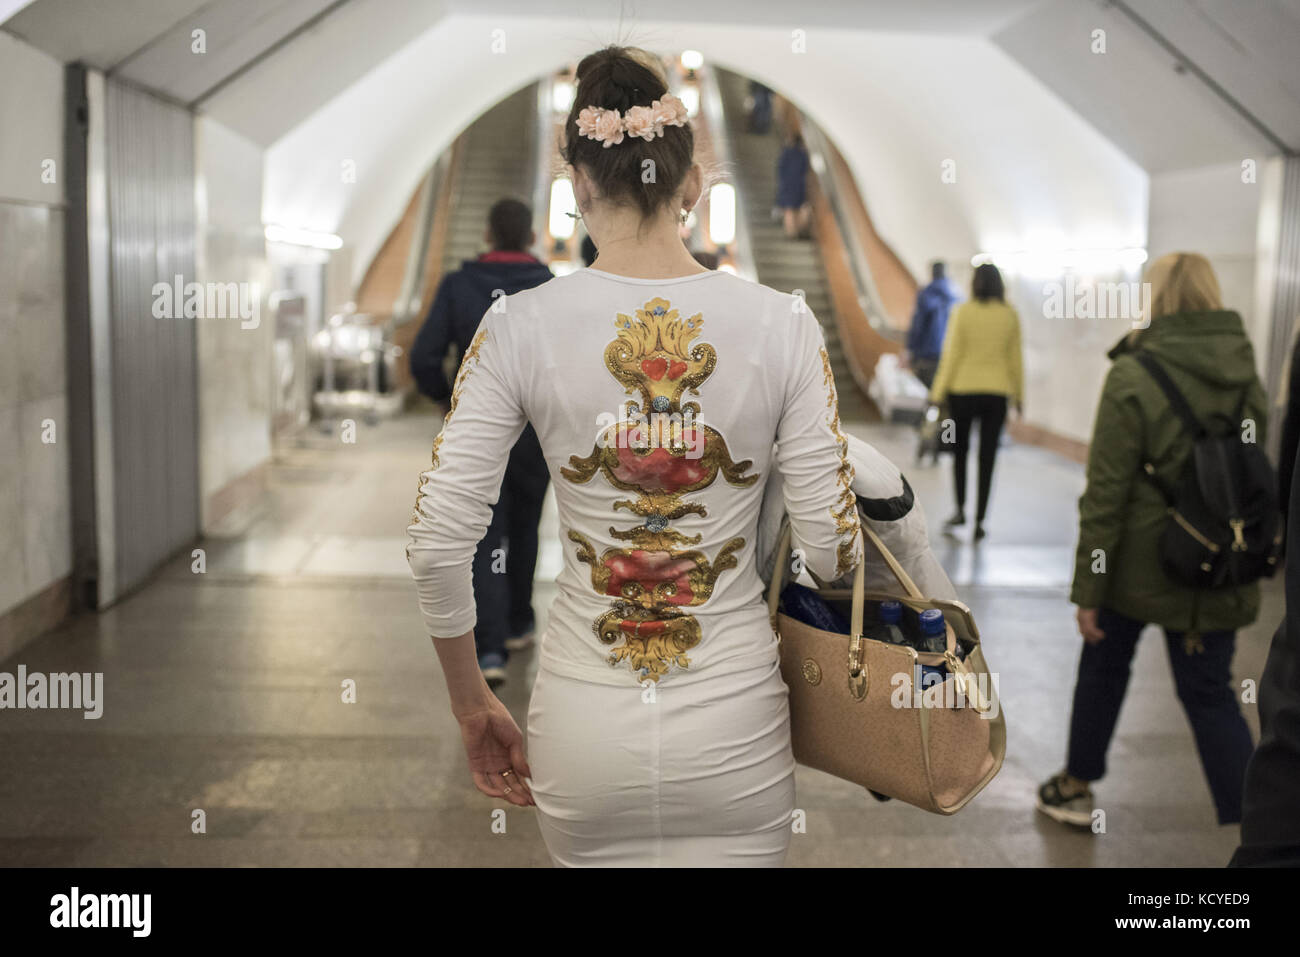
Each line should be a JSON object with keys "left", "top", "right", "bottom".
{"left": 1134, "top": 352, "right": 1206, "bottom": 439}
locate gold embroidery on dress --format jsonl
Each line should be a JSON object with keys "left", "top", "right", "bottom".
{"left": 569, "top": 530, "right": 744, "bottom": 679}
{"left": 820, "top": 346, "right": 860, "bottom": 577}
{"left": 562, "top": 298, "right": 757, "bottom": 680}
{"left": 409, "top": 328, "right": 490, "bottom": 527}
{"left": 561, "top": 298, "right": 757, "bottom": 523}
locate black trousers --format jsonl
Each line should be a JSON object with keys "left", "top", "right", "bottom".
{"left": 946, "top": 392, "right": 1007, "bottom": 523}
{"left": 1066, "top": 607, "right": 1254, "bottom": 825}
{"left": 471, "top": 424, "right": 550, "bottom": 661}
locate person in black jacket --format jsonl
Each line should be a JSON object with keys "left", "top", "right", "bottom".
{"left": 1230, "top": 436, "right": 1300, "bottom": 866}
{"left": 1276, "top": 327, "right": 1300, "bottom": 529}
{"left": 409, "top": 198, "right": 554, "bottom": 688}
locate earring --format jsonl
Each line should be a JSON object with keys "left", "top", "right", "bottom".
{"left": 679, "top": 207, "right": 690, "bottom": 226}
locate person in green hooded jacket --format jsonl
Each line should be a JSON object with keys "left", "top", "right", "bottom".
{"left": 1038, "top": 252, "right": 1263, "bottom": 829}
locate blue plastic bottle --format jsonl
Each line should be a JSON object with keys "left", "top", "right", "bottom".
{"left": 917, "top": 608, "right": 948, "bottom": 690}
{"left": 878, "top": 600, "right": 908, "bottom": 645}
{"left": 917, "top": 608, "right": 947, "bottom": 653}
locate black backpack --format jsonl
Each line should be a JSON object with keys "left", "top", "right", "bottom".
{"left": 1135, "top": 352, "right": 1281, "bottom": 589}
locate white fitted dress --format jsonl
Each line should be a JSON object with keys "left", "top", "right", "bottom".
{"left": 407, "top": 267, "right": 862, "bottom": 866}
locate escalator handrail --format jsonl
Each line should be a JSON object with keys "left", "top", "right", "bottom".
{"left": 799, "top": 117, "right": 902, "bottom": 339}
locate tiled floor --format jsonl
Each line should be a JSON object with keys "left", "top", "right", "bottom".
{"left": 0, "top": 405, "right": 1279, "bottom": 866}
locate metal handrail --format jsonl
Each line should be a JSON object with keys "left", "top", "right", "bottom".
{"left": 800, "top": 116, "right": 900, "bottom": 339}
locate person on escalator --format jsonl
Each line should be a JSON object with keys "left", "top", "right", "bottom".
{"left": 409, "top": 198, "right": 554, "bottom": 688}
{"left": 776, "top": 132, "right": 811, "bottom": 239}
{"left": 747, "top": 80, "right": 773, "bottom": 134}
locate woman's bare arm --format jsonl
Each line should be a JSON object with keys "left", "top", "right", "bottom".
{"left": 430, "top": 630, "right": 493, "bottom": 717}
{"left": 431, "top": 630, "right": 534, "bottom": 807}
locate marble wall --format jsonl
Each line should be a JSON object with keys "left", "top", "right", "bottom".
{"left": 1010, "top": 271, "right": 1141, "bottom": 446}
{"left": 0, "top": 202, "right": 71, "bottom": 619}
{"left": 1005, "top": 162, "right": 1266, "bottom": 448}
{"left": 1148, "top": 161, "right": 1266, "bottom": 372}
{"left": 0, "top": 32, "right": 70, "bottom": 625}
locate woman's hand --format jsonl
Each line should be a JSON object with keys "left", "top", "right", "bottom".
{"left": 1076, "top": 607, "right": 1105, "bottom": 644}
{"left": 429, "top": 631, "right": 534, "bottom": 807}
{"left": 457, "top": 696, "right": 535, "bottom": 807}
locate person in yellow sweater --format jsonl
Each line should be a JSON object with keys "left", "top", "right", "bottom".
{"left": 928, "top": 263, "right": 1024, "bottom": 540}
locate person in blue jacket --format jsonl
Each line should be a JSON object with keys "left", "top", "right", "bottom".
{"left": 905, "top": 261, "right": 959, "bottom": 389}
{"left": 409, "top": 198, "right": 554, "bottom": 688}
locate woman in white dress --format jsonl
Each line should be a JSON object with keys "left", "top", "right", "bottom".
{"left": 407, "top": 46, "right": 862, "bottom": 866}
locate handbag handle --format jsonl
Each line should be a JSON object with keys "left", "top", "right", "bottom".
{"left": 861, "top": 523, "right": 924, "bottom": 599}
{"left": 766, "top": 519, "right": 922, "bottom": 618}
{"left": 766, "top": 522, "right": 867, "bottom": 633}
{"left": 766, "top": 522, "right": 869, "bottom": 696}
{"left": 854, "top": 522, "right": 985, "bottom": 711}
{"left": 852, "top": 524, "right": 964, "bottom": 666}
{"left": 767, "top": 520, "right": 976, "bottom": 704}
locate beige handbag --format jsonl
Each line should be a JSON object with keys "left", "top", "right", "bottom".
{"left": 767, "top": 523, "right": 1006, "bottom": 814}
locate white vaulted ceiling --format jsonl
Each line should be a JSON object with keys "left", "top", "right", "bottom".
{"left": 6, "top": 0, "right": 1296, "bottom": 159}
{"left": 4, "top": 0, "right": 1296, "bottom": 282}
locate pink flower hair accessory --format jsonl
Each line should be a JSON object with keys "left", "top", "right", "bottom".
{"left": 576, "top": 93, "right": 689, "bottom": 147}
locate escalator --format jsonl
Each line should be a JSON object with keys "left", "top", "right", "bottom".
{"left": 439, "top": 84, "right": 539, "bottom": 276}
{"left": 715, "top": 70, "right": 874, "bottom": 421}
{"left": 373, "top": 83, "right": 540, "bottom": 398}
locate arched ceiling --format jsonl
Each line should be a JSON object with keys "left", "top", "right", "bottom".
{"left": 257, "top": 14, "right": 1150, "bottom": 284}
{"left": 6, "top": 0, "right": 1296, "bottom": 158}
{"left": 5, "top": 0, "right": 1296, "bottom": 283}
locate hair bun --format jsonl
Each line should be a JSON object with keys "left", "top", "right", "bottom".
{"left": 607, "top": 58, "right": 642, "bottom": 98}
{"left": 563, "top": 45, "right": 695, "bottom": 220}
{"left": 575, "top": 45, "right": 666, "bottom": 112}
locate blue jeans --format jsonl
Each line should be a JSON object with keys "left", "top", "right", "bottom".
{"left": 471, "top": 424, "right": 550, "bottom": 663}
{"left": 1066, "top": 607, "right": 1254, "bottom": 824}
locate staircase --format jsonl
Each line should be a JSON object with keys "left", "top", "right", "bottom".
{"left": 441, "top": 84, "right": 539, "bottom": 274}
{"left": 715, "top": 70, "right": 871, "bottom": 421}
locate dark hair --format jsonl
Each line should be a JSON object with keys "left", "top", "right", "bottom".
{"left": 580, "top": 234, "right": 598, "bottom": 266}
{"left": 487, "top": 198, "right": 532, "bottom": 251}
{"left": 930, "top": 261, "right": 945, "bottom": 280}
{"left": 971, "top": 263, "right": 1005, "bottom": 302}
{"left": 562, "top": 46, "right": 695, "bottom": 219}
